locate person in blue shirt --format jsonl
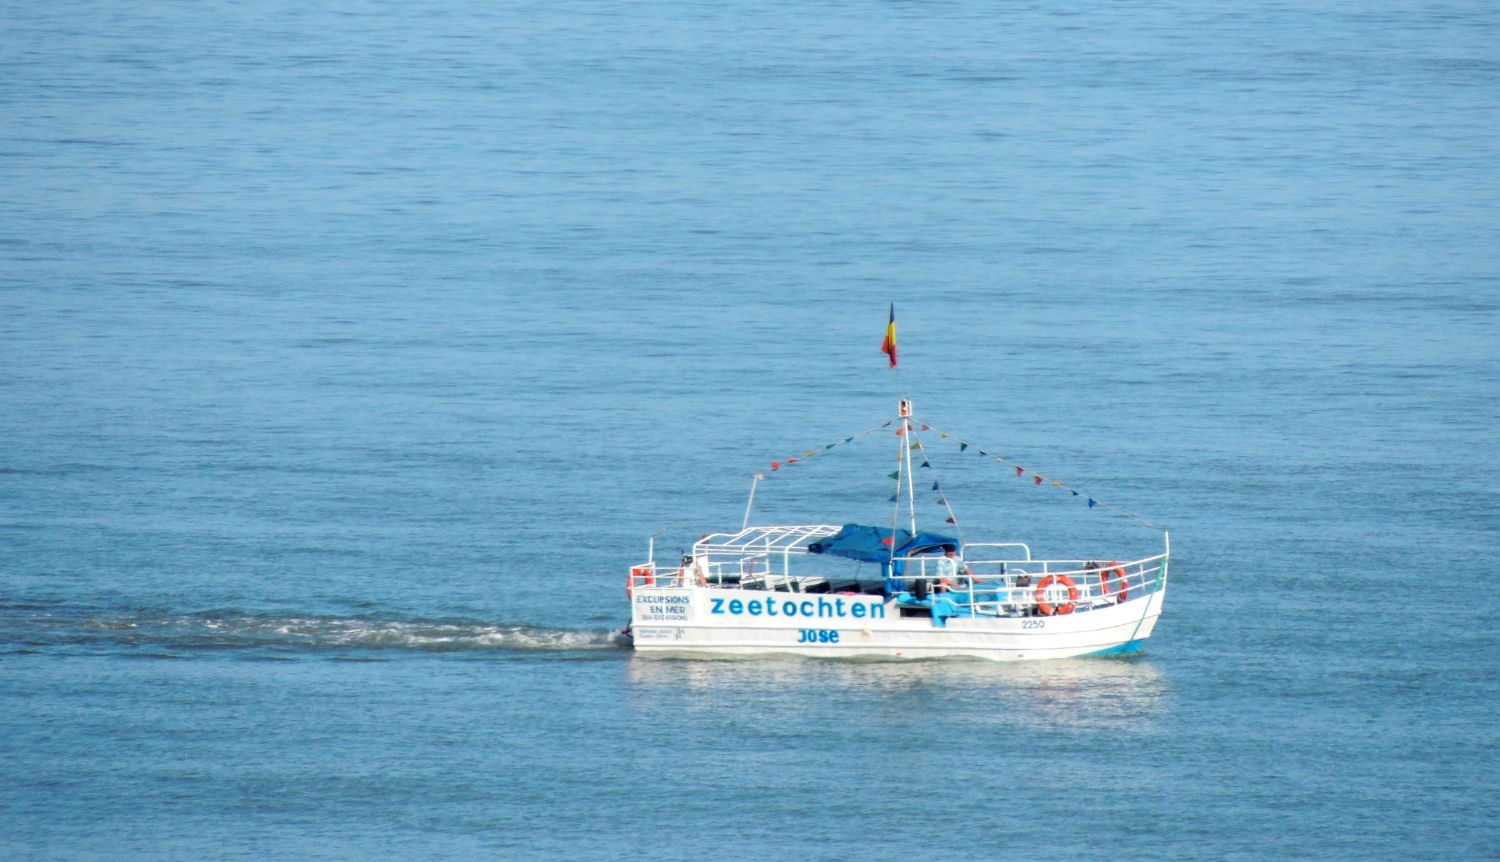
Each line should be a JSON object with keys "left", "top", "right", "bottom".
{"left": 934, "top": 546, "right": 970, "bottom": 593}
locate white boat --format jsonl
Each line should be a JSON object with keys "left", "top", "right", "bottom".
{"left": 624, "top": 398, "right": 1169, "bottom": 661}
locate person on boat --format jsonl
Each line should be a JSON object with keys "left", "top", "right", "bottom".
{"left": 678, "top": 554, "right": 709, "bottom": 587}
{"left": 933, "top": 546, "right": 970, "bottom": 593}
{"left": 1012, "top": 571, "right": 1036, "bottom": 615}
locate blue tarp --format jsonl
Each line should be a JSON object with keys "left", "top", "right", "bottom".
{"left": 807, "top": 523, "right": 959, "bottom": 562}
{"left": 899, "top": 531, "right": 963, "bottom": 557}
{"left": 807, "top": 524, "right": 905, "bottom": 562}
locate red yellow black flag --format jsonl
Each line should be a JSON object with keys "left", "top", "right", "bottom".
{"left": 880, "top": 304, "right": 897, "bottom": 367}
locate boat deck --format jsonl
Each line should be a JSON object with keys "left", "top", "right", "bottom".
{"left": 629, "top": 524, "right": 1167, "bottom": 623}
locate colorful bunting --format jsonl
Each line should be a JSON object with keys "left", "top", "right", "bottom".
{"left": 917, "top": 422, "right": 1165, "bottom": 530}
{"left": 763, "top": 421, "right": 891, "bottom": 477}
{"left": 764, "top": 416, "right": 1162, "bottom": 533}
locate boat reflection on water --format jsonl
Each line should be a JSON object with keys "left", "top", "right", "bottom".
{"left": 623, "top": 654, "right": 1168, "bottom": 732}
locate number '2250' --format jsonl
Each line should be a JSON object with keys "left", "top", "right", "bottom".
{"left": 796, "top": 629, "right": 840, "bottom": 644}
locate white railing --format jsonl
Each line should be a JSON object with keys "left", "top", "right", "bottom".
{"left": 628, "top": 557, "right": 786, "bottom": 592}
{"left": 962, "top": 542, "right": 1033, "bottom": 562}
{"left": 629, "top": 549, "right": 1169, "bottom": 614}
{"left": 888, "top": 553, "right": 1168, "bottom": 616}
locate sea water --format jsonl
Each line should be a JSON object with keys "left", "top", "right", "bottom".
{"left": 3, "top": 1, "right": 1497, "bottom": 859}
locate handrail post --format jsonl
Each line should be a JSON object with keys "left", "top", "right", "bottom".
{"left": 741, "top": 473, "right": 762, "bottom": 531}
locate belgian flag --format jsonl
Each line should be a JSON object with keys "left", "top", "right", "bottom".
{"left": 880, "top": 303, "right": 897, "bottom": 367}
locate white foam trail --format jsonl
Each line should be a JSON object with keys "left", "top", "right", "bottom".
{"left": 74, "top": 614, "right": 623, "bottom": 653}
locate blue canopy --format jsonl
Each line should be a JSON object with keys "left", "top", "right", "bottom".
{"left": 807, "top": 523, "right": 959, "bottom": 563}
{"left": 899, "top": 531, "right": 962, "bottom": 556}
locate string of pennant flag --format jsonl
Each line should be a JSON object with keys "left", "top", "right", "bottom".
{"left": 762, "top": 416, "right": 1162, "bottom": 533}
{"left": 883, "top": 422, "right": 970, "bottom": 545}
{"left": 919, "top": 422, "right": 1165, "bottom": 531}
{"left": 904, "top": 424, "right": 965, "bottom": 540}
{"left": 767, "top": 420, "right": 892, "bottom": 473}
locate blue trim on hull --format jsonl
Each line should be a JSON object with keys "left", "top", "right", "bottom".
{"left": 1087, "top": 639, "right": 1145, "bottom": 657}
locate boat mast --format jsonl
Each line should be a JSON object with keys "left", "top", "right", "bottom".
{"left": 900, "top": 399, "right": 917, "bottom": 534}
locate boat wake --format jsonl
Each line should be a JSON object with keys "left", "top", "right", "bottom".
{"left": 5, "top": 609, "right": 625, "bottom": 657}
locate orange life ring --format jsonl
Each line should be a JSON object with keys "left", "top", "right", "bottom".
{"left": 627, "top": 566, "right": 653, "bottom": 596}
{"left": 1034, "top": 574, "right": 1078, "bottom": 615}
{"left": 1098, "top": 561, "right": 1128, "bottom": 603}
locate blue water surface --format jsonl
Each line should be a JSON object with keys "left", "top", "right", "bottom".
{"left": 3, "top": 1, "right": 1498, "bottom": 859}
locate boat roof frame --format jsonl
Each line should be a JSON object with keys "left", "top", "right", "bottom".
{"left": 693, "top": 524, "right": 842, "bottom": 557}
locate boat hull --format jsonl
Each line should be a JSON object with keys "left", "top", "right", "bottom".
{"left": 629, "top": 585, "right": 1166, "bottom": 661}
